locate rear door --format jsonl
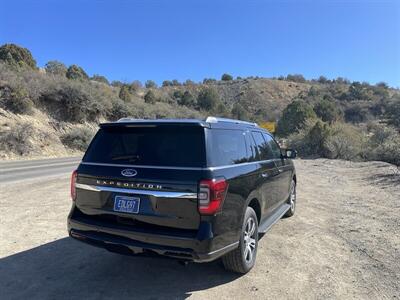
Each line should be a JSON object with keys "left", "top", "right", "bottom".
{"left": 75, "top": 124, "right": 207, "bottom": 230}
{"left": 263, "top": 133, "right": 292, "bottom": 205}
{"left": 250, "top": 131, "right": 280, "bottom": 216}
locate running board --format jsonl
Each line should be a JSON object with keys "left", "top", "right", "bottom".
{"left": 258, "top": 203, "right": 290, "bottom": 234}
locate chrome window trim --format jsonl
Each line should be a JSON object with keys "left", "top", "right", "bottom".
{"left": 80, "top": 162, "right": 204, "bottom": 170}
{"left": 75, "top": 183, "right": 198, "bottom": 199}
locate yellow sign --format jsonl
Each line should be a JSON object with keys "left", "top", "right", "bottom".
{"left": 259, "top": 121, "right": 276, "bottom": 133}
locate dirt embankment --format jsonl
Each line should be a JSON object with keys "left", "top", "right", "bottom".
{"left": 0, "top": 159, "right": 399, "bottom": 299}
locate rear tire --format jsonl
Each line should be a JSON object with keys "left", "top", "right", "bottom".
{"left": 222, "top": 207, "right": 258, "bottom": 274}
{"left": 284, "top": 179, "right": 296, "bottom": 218}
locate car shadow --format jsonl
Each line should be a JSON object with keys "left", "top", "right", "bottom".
{"left": 0, "top": 238, "right": 240, "bottom": 300}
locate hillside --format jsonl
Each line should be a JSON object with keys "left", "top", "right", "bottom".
{"left": 0, "top": 43, "right": 399, "bottom": 161}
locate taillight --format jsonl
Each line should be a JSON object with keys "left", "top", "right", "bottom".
{"left": 70, "top": 170, "right": 78, "bottom": 201}
{"left": 198, "top": 178, "right": 228, "bottom": 215}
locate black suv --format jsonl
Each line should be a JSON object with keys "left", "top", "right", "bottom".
{"left": 68, "top": 117, "right": 297, "bottom": 273}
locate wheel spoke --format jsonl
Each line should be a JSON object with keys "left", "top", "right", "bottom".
{"left": 244, "top": 245, "right": 249, "bottom": 259}
{"left": 247, "top": 245, "right": 253, "bottom": 262}
{"left": 249, "top": 219, "right": 255, "bottom": 236}
{"left": 249, "top": 238, "right": 256, "bottom": 249}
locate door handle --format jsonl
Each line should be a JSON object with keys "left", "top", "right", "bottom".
{"left": 261, "top": 172, "right": 269, "bottom": 178}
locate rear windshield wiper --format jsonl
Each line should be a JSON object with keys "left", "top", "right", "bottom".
{"left": 111, "top": 154, "right": 140, "bottom": 162}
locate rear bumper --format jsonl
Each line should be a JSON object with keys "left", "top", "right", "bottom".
{"left": 68, "top": 216, "right": 238, "bottom": 262}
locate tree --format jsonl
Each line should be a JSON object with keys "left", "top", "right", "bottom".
{"left": 203, "top": 78, "right": 217, "bottom": 84}
{"left": 45, "top": 60, "right": 67, "bottom": 76}
{"left": 317, "top": 76, "right": 329, "bottom": 84}
{"left": 0, "top": 43, "right": 37, "bottom": 68}
{"left": 231, "top": 103, "right": 248, "bottom": 120}
{"left": 145, "top": 80, "right": 157, "bottom": 88}
{"left": 197, "top": 87, "right": 220, "bottom": 111}
{"left": 162, "top": 80, "right": 172, "bottom": 87}
{"left": 119, "top": 85, "right": 131, "bottom": 102}
{"left": 91, "top": 74, "right": 109, "bottom": 84}
{"left": 221, "top": 73, "right": 233, "bottom": 81}
{"left": 286, "top": 74, "right": 306, "bottom": 83}
{"left": 172, "top": 79, "right": 180, "bottom": 86}
{"left": 129, "top": 80, "right": 142, "bottom": 92}
{"left": 66, "top": 65, "right": 89, "bottom": 80}
{"left": 111, "top": 80, "right": 124, "bottom": 87}
{"left": 313, "top": 99, "right": 342, "bottom": 123}
{"left": 277, "top": 100, "right": 317, "bottom": 136}
{"left": 144, "top": 90, "right": 157, "bottom": 104}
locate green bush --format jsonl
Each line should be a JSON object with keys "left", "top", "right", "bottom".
{"left": 286, "top": 74, "right": 306, "bottom": 83}
{"left": 91, "top": 74, "right": 109, "bottom": 85}
{"left": 45, "top": 60, "right": 67, "bottom": 76}
{"left": 61, "top": 127, "right": 96, "bottom": 151}
{"left": 145, "top": 80, "right": 157, "bottom": 88}
{"left": 0, "top": 85, "right": 34, "bottom": 115}
{"left": 66, "top": 65, "right": 89, "bottom": 81}
{"left": 197, "top": 87, "right": 220, "bottom": 111}
{"left": 365, "top": 124, "right": 400, "bottom": 165}
{"left": 144, "top": 90, "right": 157, "bottom": 104}
{"left": 221, "top": 73, "right": 233, "bottom": 81}
{"left": 231, "top": 103, "right": 248, "bottom": 120}
{"left": 287, "top": 120, "right": 365, "bottom": 160}
{"left": 277, "top": 100, "right": 317, "bottom": 136}
{"left": 386, "top": 96, "right": 400, "bottom": 129}
{"left": 0, "top": 44, "right": 37, "bottom": 69}
{"left": 119, "top": 85, "right": 131, "bottom": 102}
{"left": 313, "top": 99, "right": 342, "bottom": 123}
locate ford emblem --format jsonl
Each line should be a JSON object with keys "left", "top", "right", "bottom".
{"left": 121, "top": 169, "right": 137, "bottom": 177}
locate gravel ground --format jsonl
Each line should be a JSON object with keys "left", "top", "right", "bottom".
{"left": 0, "top": 159, "right": 399, "bottom": 299}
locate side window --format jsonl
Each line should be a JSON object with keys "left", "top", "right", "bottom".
{"left": 251, "top": 131, "right": 273, "bottom": 161}
{"left": 207, "top": 129, "right": 248, "bottom": 166}
{"left": 263, "top": 133, "right": 281, "bottom": 159}
{"left": 245, "top": 131, "right": 258, "bottom": 161}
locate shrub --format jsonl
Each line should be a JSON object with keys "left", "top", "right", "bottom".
{"left": 277, "top": 100, "right": 317, "bottom": 136}
{"left": 324, "top": 123, "right": 365, "bottom": 160}
{"left": 45, "top": 60, "right": 67, "bottom": 76}
{"left": 0, "top": 122, "right": 35, "bottom": 155}
{"left": 365, "top": 124, "right": 400, "bottom": 165}
{"left": 287, "top": 120, "right": 365, "bottom": 160}
{"left": 286, "top": 74, "right": 306, "bottom": 83}
{"left": 0, "top": 85, "right": 34, "bottom": 115}
{"left": 231, "top": 103, "right": 248, "bottom": 120}
{"left": 144, "top": 90, "right": 157, "bottom": 104}
{"left": 91, "top": 74, "right": 109, "bottom": 85}
{"left": 176, "top": 91, "right": 195, "bottom": 107}
{"left": 61, "top": 127, "right": 96, "bottom": 151}
{"left": 119, "top": 85, "right": 131, "bottom": 102}
{"left": 386, "top": 96, "right": 400, "bottom": 129}
{"left": 197, "top": 87, "right": 220, "bottom": 111}
{"left": 344, "top": 104, "right": 372, "bottom": 123}
{"left": 129, "top": 80, "right": 142, "bottom": 91}
{"left": 66, "top": 65, "right": 89, "bottom": 80}
{"left": 203, "top": 78, "right": 217, "bottom": 84}
{"left": 145, "top": 80, "right": 157, "bottom": 88}
{"left": 221, "top": 73, "right": 233, "bottom": 81}
{"left": 313, "top": 99, "right": 342, "bottom": 123}
{"left": 162, "top": 80, "right": 172, "bottom": 87}
{"left": 0, "top": 44, "right": 36, "bottom": 68}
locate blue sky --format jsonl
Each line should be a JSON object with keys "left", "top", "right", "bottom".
{"left": 1, "top": 0, "right": 399, "bottom": 87}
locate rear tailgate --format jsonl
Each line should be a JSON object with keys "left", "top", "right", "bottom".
{"left": 74, "top": 124, "right": 206, "bottom": 231}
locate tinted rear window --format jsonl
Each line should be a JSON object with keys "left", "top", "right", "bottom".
{"left": 83, "top": 126, "right": 206, "bottom": 167}
{"left": 207, "top": 129, "right": 248, "bottom": 166}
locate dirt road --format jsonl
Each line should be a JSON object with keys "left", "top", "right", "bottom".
{"left": 0, "top": 159, "right": 399, "bottom": 299}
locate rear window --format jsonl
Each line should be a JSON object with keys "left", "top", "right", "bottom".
{"left": 207, "top": 129, "right": 248, "bottom": 166}
{"left": 83, "top": 126, "right": 206, "bottom": 167}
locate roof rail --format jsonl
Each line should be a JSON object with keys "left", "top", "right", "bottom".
{"left": 117, "top": 118, "right": 144, "bottom": 122}
{"left": 205, "top": 116, "right": 258, "bottom": 127}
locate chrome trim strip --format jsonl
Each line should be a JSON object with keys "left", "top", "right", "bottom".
{"left": 80, "top": 162, "right": 204, "bottom": 170}
{"left": 80, "top": 159, "right": 282, "bottom": 171}
{"left": 206, "top": 241, "right": 239, "bottom": 255}
{"left": 75, "top": 183, "right": 198, "bottom": 199}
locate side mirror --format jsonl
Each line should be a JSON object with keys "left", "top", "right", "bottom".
{"left": 282, "top": 149, "right": 297, "bottom": 159}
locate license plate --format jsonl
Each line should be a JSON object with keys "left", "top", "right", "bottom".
{"left": 113, "top": 196, "right": 140, "bottom": 214}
